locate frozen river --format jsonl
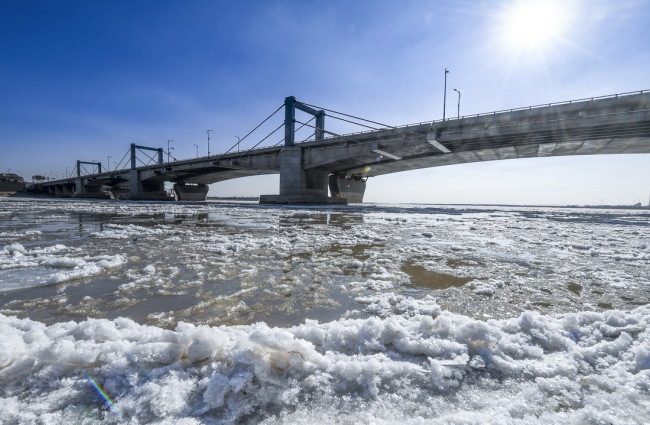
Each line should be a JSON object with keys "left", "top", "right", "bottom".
{"left": 1, "top": 197, "right": 649, "bottom": 423}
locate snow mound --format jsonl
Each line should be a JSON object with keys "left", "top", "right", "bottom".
{"left": 1, "top": 305, "right": 649, "bottom": 423}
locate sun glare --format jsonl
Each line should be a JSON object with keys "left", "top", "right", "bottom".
{"left": 499, "top": 0, "right": 570, "bottom": 54}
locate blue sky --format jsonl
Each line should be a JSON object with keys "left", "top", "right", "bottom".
{"left": 1, "top": 0, "right": 649, "bottom": 205}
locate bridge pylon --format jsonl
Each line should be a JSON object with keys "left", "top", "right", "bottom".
{"left": 123, "top": 143, "right": 170, "bottom": 200}
{"left": 261, "top": 96, "right": 350, "bottom": 205}
{"left": 71, "top": 160, "right": 107, "bottom": 199}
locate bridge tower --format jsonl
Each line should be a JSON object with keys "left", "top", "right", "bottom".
{"left": 119, "top": 144, "right": 169, "bottom": 200}
{"left": 260, "top": 96, "right": 347, "bottom": 204}
{"left": 72, "top": 160, "right": 107, "bottom": 198}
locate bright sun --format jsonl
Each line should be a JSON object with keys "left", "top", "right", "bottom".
{"left": 499, "top": 0, "right": 570, "bottom": 54}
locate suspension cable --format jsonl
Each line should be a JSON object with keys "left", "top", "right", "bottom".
{"left": 137, "top": 148, "right": 158, "bottom": 165}
{"left": 274, "top": 116, "right": 317, "bottom": 145}
{"left": 304, "top": 102, "right": 434, "bottom": 141}
{"left": 299, "top": 132, "right": 316, "bottom": 143}
{"left": 301, "top": 102, "right": 395, "bottom": 129}
{"left": 293, "top": 119, "right": 386, "bottom": 149}
{"left": 136, "top": 157, "right": 149, "bottom": 167}
{"left": 294, "top": 119, "right": 344, "bottom": 138}
{"left": 234, "top": 122, "right": 284, "bottom": 158}
{"left": 213, "top": 103, "right": 284, "bottom": 161}
{"left": 327, "top": 114, "right": 380, "bottom": 131}
{"left": 233, "top": 103, "right": 284, "bottom": 147}
{"left": 114, "top": 149, "right": 130, "bottom": 171}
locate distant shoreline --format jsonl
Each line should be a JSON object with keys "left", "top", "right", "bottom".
{"left": 3, "top": 193, "right": 648, "bottom": 210}
{"left": 207, "top": 196, "right": 260, "bottom": 201}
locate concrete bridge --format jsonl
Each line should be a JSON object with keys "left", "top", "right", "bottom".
{"left": 37, "top": 90, "right": 650, "bottom": 204}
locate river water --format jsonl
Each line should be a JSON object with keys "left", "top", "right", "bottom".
{"left": 1, "top": 197, "right": 649, "bottom": 423}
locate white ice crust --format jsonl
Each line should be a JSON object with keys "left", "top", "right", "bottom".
{"left": 1, "top": 242, "right": 125, "bottom": 291}
{"left": 1, "top": 303, "right": 649, "bottom": 424}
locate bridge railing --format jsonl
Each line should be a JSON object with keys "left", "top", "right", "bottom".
{"left": 455, "top": 89, "right": 649, "bottom": 121}
{"left": 303, "top": 89, "right": 650, "bottom": 142}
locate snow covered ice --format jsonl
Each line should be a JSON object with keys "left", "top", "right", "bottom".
{"left": 1, "top": 197, "right": 649, "bottom": 423}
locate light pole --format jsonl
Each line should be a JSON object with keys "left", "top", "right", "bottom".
{"left": 65, "top": 167, "right": 69, "bottom": 178}
{"left": 207, "top": 129, "right": 213, "bottom": 157}
{"left": 442, "top": 68, "right": 449, "bottom": 121}
{"left": 107, "top": 156, "right": 111, "bottom": 172}
{"left": 193, "top": 144, "right": 198, "bottom": 157}
{"left": 167, "top": 140, "right": 174, "bottom": 163}
{"left": 235, "top": 136, "right": 241, "bottom": 152}
{"left": 453, "top": 89, "right": 461, "bottom": 119}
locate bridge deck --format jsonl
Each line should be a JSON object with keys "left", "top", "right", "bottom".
{"left": 38, "top": 91, "right": 650, "bottom": 202}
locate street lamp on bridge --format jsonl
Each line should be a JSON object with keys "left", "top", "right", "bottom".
{"left": 207, "top": 129, "right": 213, "bottom": 157}
{"left": 453, "top": 88, "right": 461, "bottom": 119}
{"left": 193, "top": 144, "right": 198, "bottom": 157}
{"left": 167, "top": 140, "right": 174, "bottom": 163}
{"left": 235, "top": 136, "right": 241, "bottom": 152}
{"left": 442, "top": 68, "right": 449, "bottom": 121}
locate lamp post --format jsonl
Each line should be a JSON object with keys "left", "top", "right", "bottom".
{"left": 207, "top": 129, "right": 213, "bottom": 157}
{"left": 107, "top": 156, "right": 111, "bottom": 172}
{"left": 442, "top": 68, "right": 449, "bottom": 121}
{"left": 193, "top": 144, "right": 198, "bottom": 157}
{"left": 235, "top": 136, "right": 241, "bottom": 152}
{"left": 167, "top": 140, "right": 174, "bottom": 163}
{"left": 453, "top": 88, "right": 461, "bottom": 119}
{"left": 65, "top": 167, "right": 69, "bottom": 178}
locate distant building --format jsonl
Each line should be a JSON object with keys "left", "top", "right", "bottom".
{"left": 0, "top": 173, "right": 26, "bottom": 193}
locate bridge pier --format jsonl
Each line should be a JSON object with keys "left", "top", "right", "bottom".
{"left": 329, "top": 174, "right": 366, "bottom": 203}
{"left": 173, "top": 183, "right": 209, "bottom": 201}
{"left": 54, "top": 183, "right": 75, "bottom": 198}
{"left": 125, "top": 170, "right": 172, "bottom": 201}
{"left": 71, "top": 178, "right": 110, "bottom": 199}
{"left": 260, "top": 147, "right": 346, "bottom": 204}
{"left": 260, "top": 97, "right": 347, "bottom": 205}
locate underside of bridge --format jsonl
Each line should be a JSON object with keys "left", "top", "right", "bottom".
{"left": 306, "top": 91, "right": 650, "bottom": 203}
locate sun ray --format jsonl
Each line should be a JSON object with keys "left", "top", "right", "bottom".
{"left": 494, "top": 0, "right": 574, "bottom": 61}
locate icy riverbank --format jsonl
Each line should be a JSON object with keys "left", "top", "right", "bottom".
{"left": 1, "top": 303, "right": 649, "bottom": 423}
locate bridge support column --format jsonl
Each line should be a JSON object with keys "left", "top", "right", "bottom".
{"left": 54, "top": 183, "right": 75, "bottom": 198}
{"left": 329, "top": 174, "right": 367, "bottom": 203}
{"left": 71, "top": 178, "right": 109, "bottom": 199}
{"left": 173, "top": 183, "right": 208, "bottom": 201}
{"left": 260, "top": 147, "right": 346, "bottom": 204}
{"left": 126, "top": 170, "right": 171, "bottom": 201}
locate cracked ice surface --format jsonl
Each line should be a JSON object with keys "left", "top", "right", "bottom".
{"left": 1, "top": 197, "right": 649, "bottom": 423}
